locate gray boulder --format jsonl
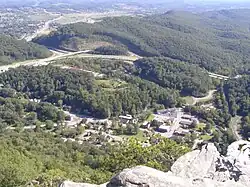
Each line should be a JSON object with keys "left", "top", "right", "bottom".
{"left": 60, "top": 181, "right": 107, "bottom": 187}
{"left": 107, "top": 166, "right": 245, "bottom": 187}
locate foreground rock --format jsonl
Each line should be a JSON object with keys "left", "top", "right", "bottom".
{"left": 60, "top": 140, "right": 250, "bottom": 187}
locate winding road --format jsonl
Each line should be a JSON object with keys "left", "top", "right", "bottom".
{"left": 0, "top": 50, "right": 89, "bottom": 73}
{"left": 191, "top": 90, "right": 217, "bottom": 105}
{"left": 229, "top": 116, "right": 242, "bottom": 141}
{"left": 0, "top": 49, "right": 140, "bottom": 73}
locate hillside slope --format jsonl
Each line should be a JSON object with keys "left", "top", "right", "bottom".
{"left": 0, "top": 35, "right": 52, "bottom": 65}
{"left": 34, "top": 9, "right": 250, "bottom": 75}
{"left": 60, "top": 141, "right": 250, "bottom": 187}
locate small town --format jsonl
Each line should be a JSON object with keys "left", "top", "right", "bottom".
{"left": 53, "top": 106, "right": 209, "bottom": 147}
{"left": 1, "top": 1, "right": 250, "bottom": 187}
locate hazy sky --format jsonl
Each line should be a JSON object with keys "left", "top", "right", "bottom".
{"left": 185, "top": 0, "right": 248, "bottom": 2}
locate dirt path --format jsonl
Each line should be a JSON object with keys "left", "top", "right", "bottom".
{"left": 191, "top": 90, "right": 216, "bottom": 105}
{"left": 59, "top": 65, "right": 104, "bottom": 77}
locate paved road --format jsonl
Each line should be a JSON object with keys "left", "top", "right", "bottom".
{"left": 0, "top": 49, "right": 140, "bottom": 73}
{"left": 208, "top": 72, "right": 229, "bottom": 80}
{"left": 0, "top": 50, "right": 90, "bottom": 73}
{"left": 229, "top": 116, "right": 242, "bottom": 141}
{"left": 66, "top": 53, "right": 140, "bottom": 63}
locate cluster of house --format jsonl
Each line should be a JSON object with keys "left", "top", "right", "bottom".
{"left": 63, "top": 114, "right": 138, "bottom": 144}
{"left": 118, "top": 114, "right": 138, "bottom": 125}
{"left": 141, "top": 108, "right": 199, "bottom": 137}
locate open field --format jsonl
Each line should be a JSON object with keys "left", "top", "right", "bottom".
{"left": 95, "top": 79, "right": 128, "bottom": 89}
{"left": 146, "top": 114, "right": 155, "bottom": 122}
{"left": 119, "top": 130, "right": 147, "bottom": 142}
{"left": 200, "top": 134, "right": 213, "bottom": 141}
{"left": 182, "top": 96, "right": 195, "bottom": 105}
{"left": 55, "top": 11, "right": 133, "bottom": 25}
{"left": 195, "top": 123, "right": 206, "bottom": 131}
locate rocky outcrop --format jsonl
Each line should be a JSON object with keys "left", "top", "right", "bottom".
{"left": 60, "top": 140, "right": 250, "bottom": 187}
{"left": 60, "top": 181, "right": 107, "bottom": 187}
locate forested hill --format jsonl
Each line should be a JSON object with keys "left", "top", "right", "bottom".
{"left": 34, "top": 9, "right": 250, "bottom": 75}
{"left": 0, "top": 34, "right": 52, "bottom": 65}
{"left": 218, "top": 75, "right": 250, "bottom": 139}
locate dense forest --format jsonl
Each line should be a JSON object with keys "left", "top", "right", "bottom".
{"left": 92, "top": 45, "right": 129, "bottom": 56}
{"left": 54, "top": 57, "right": 215, "bottom": 97}
{"left": 0, "top": 66, "right": 182, "bottom": 118}
{"left": 0, "top": 90, "right": 65, "bottom": 129}
{"left": 2, "top": 7, "right": 250, "bottom": 187}
{"left": 134, "top": 57, "right": 214, "bottom": 97}
{"left": 34, "top": 9, "right": 250, "bottom": 75}
{"left": 184, "top": 104, "right": 235, "bottom": 154}
{"left": 0, "top": 34, "right": 51, "bottom": 64}
{"left": 0, "top": 131, "right": 189, "bottom": 187}
{"left": 217, "top": 76, "right": 250, "bottom": 139}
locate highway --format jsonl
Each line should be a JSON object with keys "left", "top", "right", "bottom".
{"left": 0, "top": 49, "right": 140, "bottom": 73}
{"left": 0, "top": 50, "right": 91, "bottom": 73}
{"left": 208, "top": 72, "right": 229, "bottom": 80}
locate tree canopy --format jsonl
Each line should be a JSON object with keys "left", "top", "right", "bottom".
{"left": 34, "top": 10, "right": 250, "bottom": 75}
{"left": 0, "top": 34, "right": 51, "bottom": 65}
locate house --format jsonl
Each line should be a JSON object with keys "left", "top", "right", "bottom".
{"left": 157, "top": 108, "right": 178, "bottom": 118}
{"left": 151, "top": 118, "right": 165, "bottom": 127}
{"left": 179, "top": 119, "right": 193, "bottom": 129}
{"left": 141, "top": 121, "right": 150, "bottom": 129}
{"left": 174, "top": 128, "right": 190, "bottom": 136}
{"left": 157, "top": 125, "right": 171, "bottom": 133}
{"left": 119, "top": 114, "right": 137, "bottom": 124}
{"left": 181, "top": 114, "right": 192, "bottom": 120}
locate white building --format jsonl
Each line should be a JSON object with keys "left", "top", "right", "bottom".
{"left": 158, "top": 125, "right": 171, "bottom": 133}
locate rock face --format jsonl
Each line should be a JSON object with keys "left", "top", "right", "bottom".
{"left": 60, "top": 181, "right": 107, "bottom": 187}
{"left": 60, "top": 141, "right": 250, "bottom": 187}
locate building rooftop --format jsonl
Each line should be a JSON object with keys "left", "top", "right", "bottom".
{"left": 158, "top": 125, "right": 171, "bottom": 132}
{"left": 119, "top": 114, "right": 133, "bottom": 120}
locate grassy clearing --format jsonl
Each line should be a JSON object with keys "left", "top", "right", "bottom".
{"left": 211, "top": 126, "right": 216, "bottom": 133}
{"left": 95, "top": 79, "right": 127, "bottom": 89}
{"left": 193, "top": 90, "right": 217, "bottom": 104}
{"left": 195, "top": 123, "right": 206, "bottom": 131}
{"left": 200, "top": 134, "right": 213, "bottom": 141}
{"left": 119, "top": 130, "right": 147, "bottom": 142}
{"left": 146, "top": 114, "right": 155, "bottom": 122}
{"left": 182, "top": 96, "right": 194, "bottom": 105}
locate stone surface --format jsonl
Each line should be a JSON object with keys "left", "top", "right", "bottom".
{"left": 226, "top": 140, "right": 250, "bottom": 186}
{"left": 60, "top": 141, "right": 250, "bottom": 187}
{"left": 60, "top": 181, "right": 107, "bottom": 187}
{"left": 106, "top": 166, "right": 245, "bottom": 187}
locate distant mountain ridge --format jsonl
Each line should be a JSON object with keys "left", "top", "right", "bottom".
{"left": 34, "top": 9, "right": 250, "bottom": 75}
